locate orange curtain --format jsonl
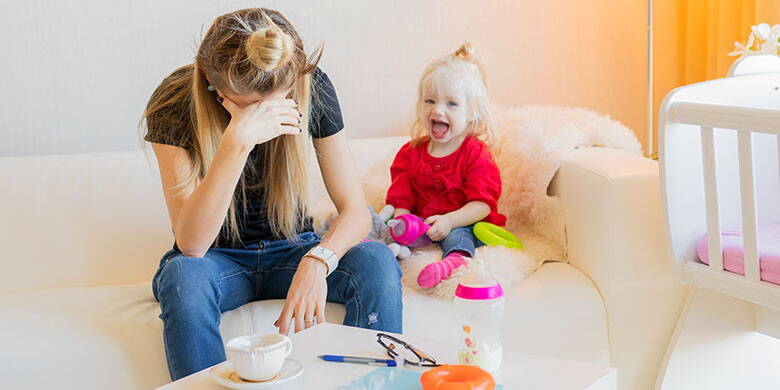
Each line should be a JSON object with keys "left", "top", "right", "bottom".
{"left": 651, "top": 0, "right": 780, "bottom": 155}
{"left": 681, "top": 0, "right": 757, "bottom": 83}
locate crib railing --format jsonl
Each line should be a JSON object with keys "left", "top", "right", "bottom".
{"left": 666, "top": 100, "right": 780, "bottom": 310}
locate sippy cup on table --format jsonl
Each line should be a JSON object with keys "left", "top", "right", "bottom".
{"left": 454, "top": 258, "right": 505, "bottom": 373}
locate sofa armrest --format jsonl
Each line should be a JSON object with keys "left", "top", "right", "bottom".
{"left": 549, "top": 147, "right": 686, "bottom": 390}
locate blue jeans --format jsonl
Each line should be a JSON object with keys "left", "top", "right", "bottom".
{"left": 439, "top": 225, "right": 484, "bottom": 257}
{"left": 151, "top": 232, "right": 403, "bottom": 380}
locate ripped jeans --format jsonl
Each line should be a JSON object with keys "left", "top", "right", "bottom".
{"left": 152, "top": 231, "right": 403, "bottom": 380}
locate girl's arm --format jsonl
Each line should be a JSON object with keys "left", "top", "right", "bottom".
{"left": 443, "top": 200, "right": 490, "bottom": 228}
{"left": 393, "top": 208, "right": 411, "bottom": 218}
{"left": 387, "top": 143, "right": 415, "bottom": 219}
{"left": 424, "top": 201, "right": 490, "bottom": 241}
{"left": 428, "top": 143, "right": 501, "bottom": 236}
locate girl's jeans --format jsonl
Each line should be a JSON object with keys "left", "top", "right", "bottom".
{"left": 152, "top": 232, "right": 403, "bottom": 380}
{"left": 439, "top": 225, "right": 485, "bottom": 257}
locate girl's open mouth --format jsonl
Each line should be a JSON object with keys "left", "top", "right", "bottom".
{"left": 431, "top": 120, "right": 449, "bottom": 139}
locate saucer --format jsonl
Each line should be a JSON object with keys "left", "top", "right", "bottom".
{"left": 209, "top": 358, "right": 303, "bottom": 389}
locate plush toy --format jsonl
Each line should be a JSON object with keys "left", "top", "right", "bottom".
{"left": 319, "top": 205, "right": 413, "bottom": 259}
{"left": 369, "top": 205, "right": 412, "bottom": 259}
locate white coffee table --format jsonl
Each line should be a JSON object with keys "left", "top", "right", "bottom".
{"left": 157, "top": 323, "right": 615, "bottom": 389}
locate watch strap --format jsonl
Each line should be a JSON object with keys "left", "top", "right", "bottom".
{"left": 325, "top": 254, "right": 339, "bottom": 276}
{"left": 305, "top": 246, "right": 339, "bottom": 276}
{"left": 303, "top": 254, "right": 329, "bottom": 274}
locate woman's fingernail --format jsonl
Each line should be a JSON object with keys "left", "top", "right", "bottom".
{"left": 216, "top": 96, "right": 224, "bottom": 104}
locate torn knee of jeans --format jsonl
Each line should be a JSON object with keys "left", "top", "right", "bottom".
{"left": 368, "top": 312, "right": 379, "bottom": 325}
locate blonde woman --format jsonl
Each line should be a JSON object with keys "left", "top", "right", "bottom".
{"left": 143, "top": 8, "right": 401, "bottom": 380}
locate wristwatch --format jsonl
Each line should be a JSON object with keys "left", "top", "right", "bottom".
{"left": 305, "top": 246, "right": 339, "bottom": 276}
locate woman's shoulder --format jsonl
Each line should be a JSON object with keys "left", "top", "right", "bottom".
{"left": 311, "top": 66, "right": 327, "bottom": 83}
{"left": 309, "top": 67, "right": 345, "bottom": 139}
{"left": 166, "top": 64, "right": 194, "bottom": 81}
{"left": 144, "top": 65, "right": 195, "bottom": 149}
{"left": 311, "top": 67, "right": 336, "bottom": 102}
{"left": 150, "top": 65, "right": 194, "bottom": 108}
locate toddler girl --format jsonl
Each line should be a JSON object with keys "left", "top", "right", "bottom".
{"left": 386, "top": 43, "right": 506, "bottom": 288}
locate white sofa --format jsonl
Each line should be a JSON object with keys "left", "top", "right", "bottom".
{"left": 0, "top": 136, "right": 684, "bottom": 389}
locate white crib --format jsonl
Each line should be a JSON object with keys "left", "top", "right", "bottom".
{"left": 657, "top": 61, "right": 780, "bottom": 389}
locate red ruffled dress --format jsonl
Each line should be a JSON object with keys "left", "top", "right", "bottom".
{"left": 385, "top": 136, "right": 506, "bottom": 226}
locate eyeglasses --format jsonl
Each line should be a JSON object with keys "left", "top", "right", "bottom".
{"left": 376, "top": 333, "right": 440, "bottom": 367}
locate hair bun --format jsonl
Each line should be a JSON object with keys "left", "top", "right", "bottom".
{"left": 246, "top": 27, "right": 293, "bottom": 71}
{"left": 454, "top": 43, "right": 475, "bottom": 60}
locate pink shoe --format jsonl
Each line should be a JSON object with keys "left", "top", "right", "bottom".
{"left": 417, "top": 252, "right": 468, "bottom": 288}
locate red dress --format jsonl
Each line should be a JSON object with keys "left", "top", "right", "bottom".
{"left": 386, "top": 136, "right": 506, "bottom": 226}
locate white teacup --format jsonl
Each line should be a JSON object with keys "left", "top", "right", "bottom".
{"left": 225, "top": 334, "right": 293, "bottom": 382}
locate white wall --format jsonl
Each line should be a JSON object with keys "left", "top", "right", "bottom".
{"left": 0, "top": 0, "right": 647, "bottom": 157}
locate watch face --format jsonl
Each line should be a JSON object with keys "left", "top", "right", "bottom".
{"left": 312, "top": 247, "right": 328, "bottom": 257}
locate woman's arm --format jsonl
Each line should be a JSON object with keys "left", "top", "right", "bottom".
{"left": 153, "top": 97, "right": 301, "bottom": 257}
{"left": 276, "top": 131, "right": 371, "bottom": 335}
{"left": 312, "top": 131, "right": 372, "bottom": 255}
{"left": 152, "top": 138, "right": 250, "bottom": 258}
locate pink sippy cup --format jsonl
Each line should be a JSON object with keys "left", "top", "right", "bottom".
{"left": 387, "top": 214, "right": 433, "bottom": 248}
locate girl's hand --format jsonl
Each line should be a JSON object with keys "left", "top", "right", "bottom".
{"left": 221, "top": 96, "right": 302, "bottom": 150}
{"left": 425, "top": 215, "right": 453, "bottom": 241}
{"left": 393, "top": 208, "right": 411, "bottom": 219}
{"left": 275, "top": 257, "right": 328, "bottom": 335}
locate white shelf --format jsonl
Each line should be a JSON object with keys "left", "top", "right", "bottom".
{"left": 683, "top": 261, "right": 780, "bottom": 311}
{"left": 669, "top": 102, "right": 780, "bottom": 134}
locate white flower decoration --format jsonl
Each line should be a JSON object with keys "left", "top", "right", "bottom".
{"left": 729, "top": 23, "right": 780, "bottom": 57}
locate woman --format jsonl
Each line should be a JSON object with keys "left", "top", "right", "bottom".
{"left": 142, "top": 8, "right": 402, "bottom": 380}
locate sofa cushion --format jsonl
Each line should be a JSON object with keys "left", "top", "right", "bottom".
{"left": 401, "top": 261, "right": 610, "bottom": 365}
{"left": 222, "top": 263, "right": 609, "bottom": 366}
{"left": 0, "top": 151, "right": 173, "bottom": 292}
{"left": 0, "top": 283, "right": 169, "bottom": 389}
{"left": 0, "top": 137, "right": 410, "bottom": 293}
{"left": 0, "top": 262, "right": 607, "bottom": 389}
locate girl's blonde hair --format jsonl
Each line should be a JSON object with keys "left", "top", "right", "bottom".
{"left": 143, "top": 8, "right": 322, "bottom": 243}
{"left": 411, "top": 43, "right": 495, "bottom": 147}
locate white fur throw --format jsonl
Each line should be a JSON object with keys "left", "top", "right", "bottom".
{"left": 353, "top": 105, "right": 642, "bottom": 300}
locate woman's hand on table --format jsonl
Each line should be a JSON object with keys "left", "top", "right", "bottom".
{"left": 275, "top": 256, "right": 328, "bottom": 334}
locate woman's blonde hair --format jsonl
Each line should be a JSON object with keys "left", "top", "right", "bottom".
{"left": 411, "top": 43, "right": 495, "bottom": 148}
{"left": 143, "top": 8, "right": 322, "bottom": 243}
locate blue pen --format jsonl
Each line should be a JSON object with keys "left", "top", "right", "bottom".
{"left": 318, "top": 354, "right": 398, "bottom": 367}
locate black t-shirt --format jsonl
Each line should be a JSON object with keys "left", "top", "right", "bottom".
{"left": 144, "top": 66, "right": 344, "bottom": 248}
